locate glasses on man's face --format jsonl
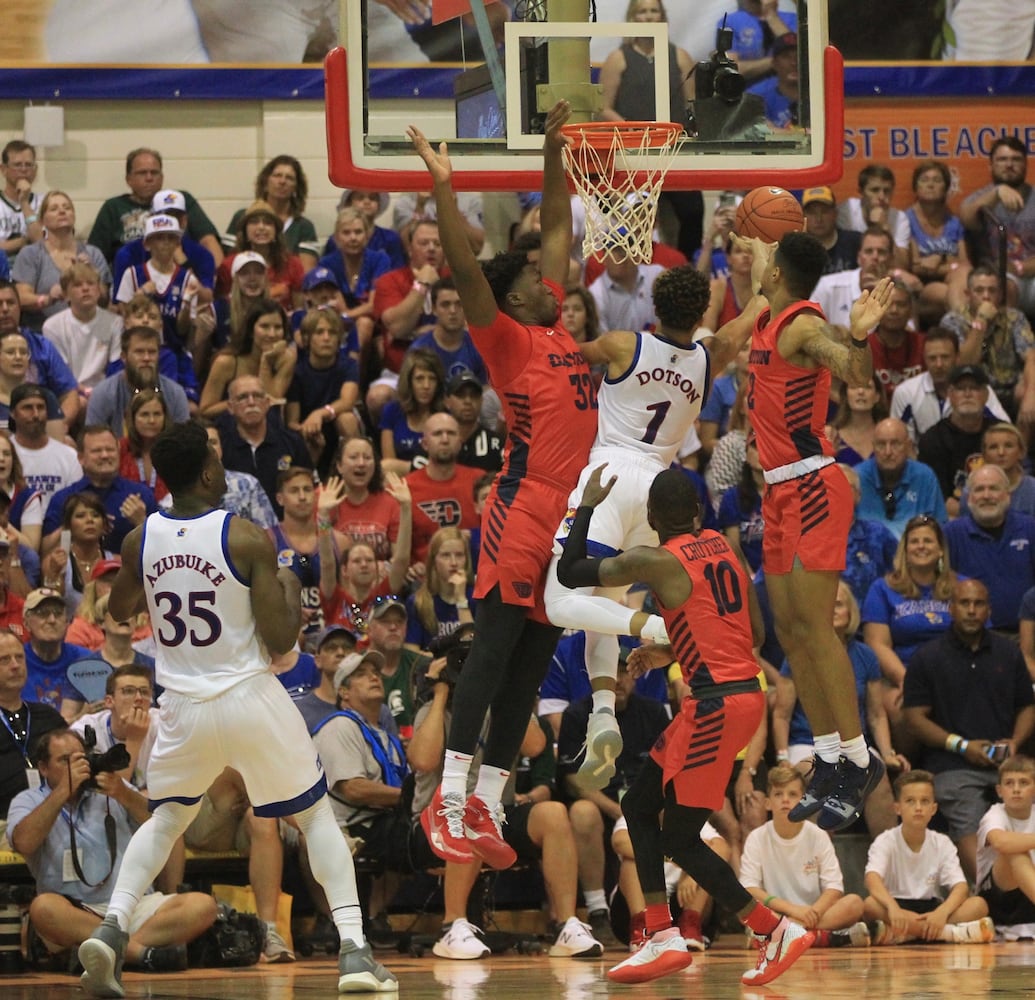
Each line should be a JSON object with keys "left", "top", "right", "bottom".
{"left": 116, "top": 686, "right": 151, "bottom": 699}
{"left": 882, "top": 490, "right": 897, "bottom": 520}
{"left": 30, "top": 607, "right": 64, "bottom": 620}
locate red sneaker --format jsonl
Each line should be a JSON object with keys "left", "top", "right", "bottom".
{"left": 741, "top": 917, "right": 815, "bottom": 986}
{"left": 463, "top": 795, "right": 517, "bottom": 869}
{"left": 607, "top": 928, "right": 693, "bottom": 984}
{"left": 420, "top": 787, "right": 473, "bottom": 863}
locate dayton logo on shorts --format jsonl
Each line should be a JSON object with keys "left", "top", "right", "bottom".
{"left": 417, "top": 498, "right": 462, "bottom": 527}
{"left": 512, "top": 581, "right": 533, "bottom": 599}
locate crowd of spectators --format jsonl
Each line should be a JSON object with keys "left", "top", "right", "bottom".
{"left": 3, "top": 121, "right": 1035, "bottom": 968}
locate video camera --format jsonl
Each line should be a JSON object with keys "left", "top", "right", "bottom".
{"left": 81, "top": 724, "right": 131, "bottom": 787}
{"left": 695, "top": 26, "right": 745, "bottom": 105}
{"left": 414, "top": 626, "right": 475, "bottom": 706}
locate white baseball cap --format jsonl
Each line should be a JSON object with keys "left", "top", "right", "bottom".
{"left": 151, "top": 189, "right": 187, "bottom": 214}
{"left": 231, "top": 250, "right": 267, "bottom": 277}
{"left": 143, "top": 213, "right": 182, "bottom": 241}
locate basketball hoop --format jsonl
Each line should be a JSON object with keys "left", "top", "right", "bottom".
{"left": 561, "top": 121, "right": 687, "bottom": 265}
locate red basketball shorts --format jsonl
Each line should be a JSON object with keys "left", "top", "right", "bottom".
{"left": 475, "top": 481, "right": 567, "bottom": 624}
{"left": 761, "top": 462, "right": 852, "bottom": 576}
{"left": 651, "top": 690, "right": 765, "bottom": 810}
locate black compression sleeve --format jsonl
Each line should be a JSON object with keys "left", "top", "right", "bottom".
{"left": 556, "top": 505, "right": 604, "bottom": 589}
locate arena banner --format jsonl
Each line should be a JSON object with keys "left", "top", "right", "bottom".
{"left": 835, "top": 96, "right": 1035, "bottom": 208}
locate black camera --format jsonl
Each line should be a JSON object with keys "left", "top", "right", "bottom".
{"left": 428, "top": 628, "right": 474, "bottom": 686}
{"left": 696, "top": 26, "right": 745, "bottom": 105}
{"left": 82, "top": 724, "right": 131, "bottom": 786}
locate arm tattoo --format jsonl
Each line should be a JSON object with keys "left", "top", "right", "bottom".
{"left": 801, "top": 322, "right": 873, "bottom": 385}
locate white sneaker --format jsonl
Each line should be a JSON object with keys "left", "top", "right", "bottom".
{"left": 741, "top": 917, "right": 815, "bottom": 986}
{"left": 576, "top": 710, "right": 623, "bottom": 790}
{"left": 548, "top": 916, "right": 603, "bottom": 958}
{"left": 607, "top": 927, "right": 693, "bottom": 984}
{"left": 640, "top": 615, "right": 670, "bottom": 644}
{"left": 946, "top": 917, "right": 995, "bottom": 943}
{"left": 263, "top": 926, "right": 296, "bottom": 963}
{"left": 432, "top": 918, "right": 491, "bottom": 960}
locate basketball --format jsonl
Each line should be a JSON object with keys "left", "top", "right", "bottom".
{"left": 734, "top": 186, "right": 805, "bottom": 243}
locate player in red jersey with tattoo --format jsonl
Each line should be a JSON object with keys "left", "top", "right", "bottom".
{"left": 408, "top": 103, "right": 598, "bottom": 871}
{"left": 749, "top": 231, "right": 893, "bottom": 830}
{"left": 557, "top": 465, "right": 816, "bottom": 987}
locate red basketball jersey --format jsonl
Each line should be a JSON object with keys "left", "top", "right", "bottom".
{"left": 656, "top": 530, "right": 757, "bottom": 689}
{"left": 469, "top": 279, "right": 598, "bottom": 497}
{"left": 748, "top": 300, "right": 835, "bottom": 472}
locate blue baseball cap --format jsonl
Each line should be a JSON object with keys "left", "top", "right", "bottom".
{"left": 303, "top": 267, "right": 341, "bottom": 292}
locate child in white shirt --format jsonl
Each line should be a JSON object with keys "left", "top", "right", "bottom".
{"left": 864, "top": 769, "right": 992, "bottom": 944}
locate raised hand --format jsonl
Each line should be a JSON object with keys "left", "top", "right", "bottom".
{"left": 579, "top": 463, "right": 617, "bottom": 508}
{"left": 383, "top": 471, "right": 412, "bottom": 507}
{"left": 318, "top": 475, "right": 347, "bottom": 514}
{"left": 543, "top": 100, "right": 573, "bottom": 155}
{"left": 849, "top": 275, "right": 895, "bottom": 337}
{"left": 408, "top": 125, "right": 452, "bottom": 186}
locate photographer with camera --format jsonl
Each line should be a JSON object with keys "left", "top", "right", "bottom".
{"left": 7, "top": 727, "right": 216, "bottom": 972}
{"left": 408, "top": 624, "right": 605, "bottom": 959}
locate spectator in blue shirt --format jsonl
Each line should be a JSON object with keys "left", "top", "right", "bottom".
{"left": 42, "top": 426, "right": 157, "bottom": 555}
{"left": 408, "top": 277, "right": 487, "bottom": 386}
{"left": 746, "top": 32, "right": 800, "bottom": 129}
{"left": 722, "top": 0, "right": 798, "bottom": 82}
{"left": 855, "top": 417, "right": 947, "bottom": 538}
{"left": 945, "top": 464, "right": 1035, "bottom": 633}
{"left": 839, "top": 464, "right": 899, "bottom": 608}
{"left": 22, "top": 587, "right": 93, "bottom": 720}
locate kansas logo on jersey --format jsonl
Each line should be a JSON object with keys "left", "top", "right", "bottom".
{"left": 277, "top": 548, "right": 295, "bottom": 568}
{"left": 177, "top": 527, "right": 187, "bottom": 537}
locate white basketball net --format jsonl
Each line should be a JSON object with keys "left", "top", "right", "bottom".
{"left": 563, "top": 124, "right": 687, "bottom": 265}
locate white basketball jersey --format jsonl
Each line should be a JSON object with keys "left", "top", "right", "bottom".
{"left": 140, "top": 509, "right": 267, "bottom": 699}
{"left": 594, "top": 333, "right": 711, "bottom": 467}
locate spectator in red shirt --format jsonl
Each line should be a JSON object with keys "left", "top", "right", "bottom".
{"left": 869, "top": 281, "right": 925, "bottom": 398}
{"left": 217, "top": 201, "right": 304, "bottom": 312}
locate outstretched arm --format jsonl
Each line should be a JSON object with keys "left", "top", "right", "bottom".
{"left": 538, "top": 101, "right": 575, "bottom": 286}
{"left": 408, "top": 126, "right": 498, "bottom": 327}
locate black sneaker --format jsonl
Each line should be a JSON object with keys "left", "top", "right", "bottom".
{"left": 588, "top": 909, "right": 621, "bottom": 950}
{"left": 817, "top": 750, "right": 886, "bottom": 832}
{"left": 787, "top": 756, "right": 840, "bottom": 822}
{"left": 138, "top": 944, "right": 188, "bottom": 973}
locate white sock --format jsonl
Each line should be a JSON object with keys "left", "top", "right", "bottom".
{"left": 473, "top": 767, "right": 510, "bottom": 809}
{"left": 813, "top": 732, "right": 841, "bottom": 765}
{"left": 442, "top": 750, "right": 474, "bottom": 800}
{"left": 295, "top": 797, "right": 365, "bottom": 946}
{"left": 584, "top": 889, "right": 607, "bottom": 914}
{"left": 107, "top": 799, "right": 200, "bottom": 931}
{"left": 841, "top": 734, "right": 871, "bottom": 769}
{"left": 591, "top": 689, "right": 616, "bottom": 714}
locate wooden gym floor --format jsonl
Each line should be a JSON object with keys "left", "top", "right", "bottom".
{"left": 2, "top": 939, "right": 1033, "bottom": 1000}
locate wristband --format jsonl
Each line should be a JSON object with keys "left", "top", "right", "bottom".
{"left": 776, "top": 749, "right": 789, "bottom": 762}
{"left": 411, "top": 280, "right": 426, "bottom": 294}
{"left": 945, "top": 733, "right": 962, "bottom": 753}
{"left": 850, "top": 336, "right": 869, "bottom": 348}
{"left": 958, "top": 740, "right": 970, "bottom": 755}
{"left": 317, "top": 517, "right": 333, "bottom": 531}
{"left": 24, "top": 214, "right": 37, "bottom": 224}
{"left": 324, "top": 404, "right": 336, "bottom": 419}
{"left": 763, "top": 895, "right": 776, "bottom": 908}
{"left": 454, "top": 599, "right": 469, "bottom": 610}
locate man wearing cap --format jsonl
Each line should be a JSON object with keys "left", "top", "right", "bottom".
{"left": 22, "top": 587, "right": 92, "bottom": 720}
{"left": 41, "top": 262, "right": 124, "bottom": 395}
{"left": 405, "top": 413, "right": 483, "bottom": 563}
{"left": 0, "top": 279, "right": 81, "bottom": 431}
{"left": 111, "top": 189, "right": 217, "bottom": 297}
{"left": 941, "top": 266, "right": 1035, "bottom": 426}
{"left": 296, "top": 627, "right": 368, "bottom": 731}
{"left": 409, "top": 276, "right": 488, "bottom": 386}
{"left": 444, "top": 372, "right": 504, "bottom": 473}
{"left": 89, "top": 148, "right": 222, "bottom": 266}
{"left": 801, "top": 187, "right": 862, "bottom": 275}
{"left": 42, "top": 425, "right": 158, "bottom": 556}
{"left": 919, "top": 364, "right": 1001, "bottom": 512}
{"left": 9, "top": 383, "right": 81, "bottom": 511}
{"left": 85, "top": 326, "right": 190, "bottom": 436}
{"left": 891, "top": 327, "right": 1011, "bottom": 444}
{"left": 366, "top": 598, "right": 429, "bottom": 738}
{"left": 746, "top": 33, "right": 800, "bottom": 129}
{"left": 945, "top": 466, "right": 1035, "bottom": 634}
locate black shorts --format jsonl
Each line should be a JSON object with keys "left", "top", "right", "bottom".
{"left": 981, "top": 883, "right": 1035, "bottom": 926}
{"left": 502, "top": 802, "right": 540, "bottom": 862}
{"left": 893, "top": 897, "right": 941, "bottom": 915}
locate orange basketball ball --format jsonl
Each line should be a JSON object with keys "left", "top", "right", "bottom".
{"left": 734, "top": 186, "right": 805, "bottom": 243}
